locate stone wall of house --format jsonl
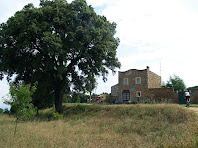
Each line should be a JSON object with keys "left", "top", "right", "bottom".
{"left": 111, "top": 87, "right": 177, "bottom": 104}
{"left": 146, "top": 88, "right": 177, "bottom": 103}
{"left": 105, "top": 95, "right": 118, "bottom": 104}
{"left": 117, "top": 69, "right": 148, "bottom": 102}
{"left": 111, "top": 67, "right": 177, "bottom": 103}
{"left": 118, "top": 69, "right": 148, "bottom": 89}
{"left": 128, "top": 88, "right": 177, "bottom": 103}
{"left": 147, "top": 70, "right": 161, "bottom": 88}
{"left": 111, "top": 84, "right": 119, "bottom": 96}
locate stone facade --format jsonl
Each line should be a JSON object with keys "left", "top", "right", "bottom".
{"left": 111, "top": 84, "right": 119, "bottom": 96}
{"left": 111, "top": 66, "right": 176, "bottom": 103}
{"left": 145, "top": 88, "right": 177, "bottom": 103}
{"left": 148, "top": 70, "right": 161, "bottom": 88}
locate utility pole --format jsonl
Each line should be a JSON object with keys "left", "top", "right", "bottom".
{"left": 160, "top": 62, "right": 161, "bottom": 77}
{"left": 160, "top": 62, "right": 162, "bottom": 85}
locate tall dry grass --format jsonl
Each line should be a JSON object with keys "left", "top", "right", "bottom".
{"left": 0, "top": 104, "right": 198, "bottom": 148}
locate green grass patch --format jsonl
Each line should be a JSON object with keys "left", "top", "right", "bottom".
{"left": 180, "top": 104, "right": 198, "bottom": 107}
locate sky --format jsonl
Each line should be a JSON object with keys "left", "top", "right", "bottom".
{"left": 0, "top": 0, "right": 198, "bottom": 109}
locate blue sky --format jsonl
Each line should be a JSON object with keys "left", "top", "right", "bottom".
{"left": 1, "top": 0, "right": 198, "bottom": 109}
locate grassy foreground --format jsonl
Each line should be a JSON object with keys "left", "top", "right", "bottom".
{"left": 0, "top": 104, "right": 198, "bottom": 148}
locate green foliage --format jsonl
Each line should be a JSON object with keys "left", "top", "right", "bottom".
{"left": 62, "top": 93, "right": 72, "bottom": 103}
{"left": 53, "top": 112, "right": 63, "bottom": 120}
{"left": 31, "top": 80, "right": 54, "bottom": 111}
{"left": 3, "top": 108, "right": 10, "bottom": 114}
{"left": 71, "top": 92, "right": 89, "bottom": 103}
{"left": 163, "top": 75, "right": 186, "bottom": 91}
{"left": 92, "top": 93, "right": 99, "bottom": 97}
{"left": 62, "top": 92, "right": 89, "bottom": 103}
{"left": 4, "top": 82, "right": 37, "bottom": 120}
{"left": 0, "top": 0, "right": 120, "bottom": 113}
{"left": 187, "top": 86, "right": 198, "bottom": 92}
{"left": 85, "top": 73, "right": 97, "bottom": 99}
{"left": 0, "top": 108, "right": 3, "bottom": 114}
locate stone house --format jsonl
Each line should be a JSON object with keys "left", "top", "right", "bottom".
{"left": 111, "top": 66, "right": 177, "bottom": 103}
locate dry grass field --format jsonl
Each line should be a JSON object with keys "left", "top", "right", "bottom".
{"left": 0, "top": 104, "right": 198, "bottom": 148}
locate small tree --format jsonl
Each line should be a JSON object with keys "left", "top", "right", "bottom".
{"left": 163, "top": 75, "right": 186, "bottom": 91}
{"left": 85, "top": 73, "right": 97, "bottom": 102}
{"left": 4, "top": 81, "right": 37, "bottom": 136}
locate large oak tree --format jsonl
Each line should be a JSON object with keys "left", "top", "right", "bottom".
{"left": 0, "top": 0, "right": 120, "bottom": 113}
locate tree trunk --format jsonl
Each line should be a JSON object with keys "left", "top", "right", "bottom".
{"left": 36, "top": 109, "right": 39, "bottom": 115}
{"left": 54, "top": 87, "right": 63, "bottom": 113}
{"left": 89, "top": 91, "right": 92, "bottom": 102}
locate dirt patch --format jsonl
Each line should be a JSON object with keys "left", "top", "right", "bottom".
{"left": 187, "top": 107, "right": 198, "bottom": 114}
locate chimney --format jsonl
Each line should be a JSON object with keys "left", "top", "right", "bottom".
{"left": 146, "top": 66, "right": 150, "bottom": 70}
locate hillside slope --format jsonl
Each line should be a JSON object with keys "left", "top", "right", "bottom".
{"left": 1, "top": 104, "right": 198, "bottom": 148}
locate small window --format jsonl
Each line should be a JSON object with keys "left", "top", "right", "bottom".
{"left": 124, "top": 78, "right": 128, "bottom": 85}
{"left": 136, "top": 77, "right": 141, "bottom": 84}
{"left": 136, "top": 91, "right": 141, "bottom": 97}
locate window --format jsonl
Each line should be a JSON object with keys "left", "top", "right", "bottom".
{"left": 124, "top": 78, "right": 128, "bottom": 85}
{"left": 136, "top": 91, "right": 141, "bottom": 97}
{"left": 122, "top": 90, "right": 130, "bottom": 101}
{"left": 136, "top": 77, "right": 141, "bottom": 84}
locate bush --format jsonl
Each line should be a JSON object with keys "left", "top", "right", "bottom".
{"left": 4, "top": 81, "right": 37, "bottom": 136}
{"left": 71, "top": 93, "right": 89, "bottom": 103}
{"left": 3, "top": 108, "right": 10, "bottom": 114}
{"left": 4, "top": 82, "right": 37, "bottom": 120}
{"left": 53, "top": 112, "right": 64, "bottom": 120}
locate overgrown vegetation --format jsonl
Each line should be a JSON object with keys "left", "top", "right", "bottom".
{"left": 4, "top": 81, "right": 37, "bottom": 136}
{"left": 0, "top": 104, "right": 198, "bottom": 147}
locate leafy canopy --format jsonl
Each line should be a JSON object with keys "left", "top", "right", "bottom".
{"left": 163, "top": 75, "right": 186, "bottom": 91}
{"left": 0, "top": 0, "right": 121, "bottom": 112}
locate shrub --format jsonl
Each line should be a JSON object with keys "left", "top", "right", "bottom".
{"left": 4, "top": 81, "right": 37, "bottom": 135}
{"left": 3, "top": 108, "right": 10, "bottom": 114}
{"left": 4, "top": 82, "right": 37, "bottom": 120}
{"left": 53, "top": 112, "right": 64, "bottom": 120}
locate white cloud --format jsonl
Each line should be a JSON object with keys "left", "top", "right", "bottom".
{"left": 1, "top": 0, "right": 198, "bottom": 101}
{"left": 0, "top": 0, "right": 40, "bottom": 23}
{"left": 86, "top": 0, "right": 116, "bottom": 7}
{"left": 94, "top": 0, "right": 198, "bottom": 94}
